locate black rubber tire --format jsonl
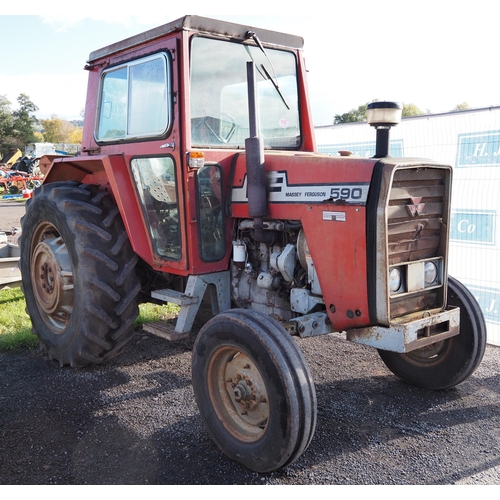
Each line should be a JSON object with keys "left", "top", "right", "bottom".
{"left": 378, "top": 276, "right": 487, "bottom": 390}
{"left": 20, "top": 181, "right": 141, "bottom": 368}
{"left": 192, "top": 308, "right": 317, "bottom": 472}
{"left": 8, "top": 183, "right": 20, "bottom": 194}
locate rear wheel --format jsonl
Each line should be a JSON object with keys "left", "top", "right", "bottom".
{"left": 192, "top": 309, "right": 317, "bottom": 472}
{"left": 20, "top": 181, "right": 141, "bottom": 367}
{"left": 378, "top": 276, "right": 486, "bottom": 389}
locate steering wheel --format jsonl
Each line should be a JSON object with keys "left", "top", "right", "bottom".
{"left": 203, "top": 114, "right": 236, "bottom": 144}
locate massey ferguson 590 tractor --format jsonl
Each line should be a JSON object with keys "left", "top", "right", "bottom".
{"left": 20, "top": 16, "right": 486, "bottom": 472}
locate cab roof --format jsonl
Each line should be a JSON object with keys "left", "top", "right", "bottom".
{"left": 87, "top": 15, "right": 304, "bottom": 63}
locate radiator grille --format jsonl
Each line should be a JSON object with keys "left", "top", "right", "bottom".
{"left": 388, "top": 168, "right": 446, "bottom": 266}
{"left": 387, "top": 167, "right": 448, "bottom": 317}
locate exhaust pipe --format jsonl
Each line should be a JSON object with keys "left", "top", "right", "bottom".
{"left": 245, "top": 61, "right": 273, "bottom": 244}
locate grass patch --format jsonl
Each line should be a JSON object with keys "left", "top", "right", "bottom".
{"left": 0, "top": 287, "right": 38, "bottom": 351}
{"left": 135, "top": 302, "right": 180, "bottom": 326}
{"left": 0, "top": 286, "right": 180, "bottom": 352}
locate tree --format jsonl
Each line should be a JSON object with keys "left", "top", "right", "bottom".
{"left": 12, "top": 94, "right": 39, "bottom": 146}
{"left": 0, "top": 93, "right": 39, "bottom": 156}
{"left": 334, "top": 102, "right": 370, "bottom": 124}
{"left": 334, "top": 100, "right": 425, "bottom": 124}
{"left": 69, "top": 127, "right": 83, "bottom": 144}
{"left": 33, "top": 131, "right": 45, "bottom": 142}
{"left": 41, "top": 115, "right": 82, "bottom": 144}
{"left": 402, "top": 103, "right": 424, "bottom": 117}
{"left": 0, "top": 95, "right": 15, "bottom": 156}
{"left": 41, "top": 115, "right": 64, "bottom": 142}
{"left": 454, "top": 102, "right": 470, "bottom": 111}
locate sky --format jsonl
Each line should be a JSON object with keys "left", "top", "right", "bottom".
{"left": 1, "top": 0, "right": 499, "bottom": 126}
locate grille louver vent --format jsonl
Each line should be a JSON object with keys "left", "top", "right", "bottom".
{"left": 388, "top": 168, "right": 446, "bottom": 266}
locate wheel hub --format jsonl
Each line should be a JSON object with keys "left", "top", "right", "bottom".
{"left": 224, "top": 353, "right": 269, "bottom": 429}
{"left": 234, "top": 380, "right": 252, "bottom": 403}
{"left": 231, "top": 376, "right": 261, "bottom": 412}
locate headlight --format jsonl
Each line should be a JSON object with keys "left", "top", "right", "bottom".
{"left": 424, "top": 261, "right": 438, "bottom": 285}
{"left": 389, "top": 267, "right": 402, "bottom": 293}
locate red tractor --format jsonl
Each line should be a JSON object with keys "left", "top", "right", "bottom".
{"left": 20, "top": 16, "right": 486, "bottom": 472}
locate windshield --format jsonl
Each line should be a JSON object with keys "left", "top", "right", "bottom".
{"left": 190, "top": 36, "right": 300, "bottom": 149}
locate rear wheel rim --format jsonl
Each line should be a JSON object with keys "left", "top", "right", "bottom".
{"left": 30, "top": 222, "right": 74, "bottom": 333}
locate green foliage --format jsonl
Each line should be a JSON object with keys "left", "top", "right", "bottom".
{"left": 0, "top": 288, "right": 37, "bottom": 352}
{"left": 334, "top": 102, "right": 370, "bottom": 124}
{"left": 402, "top": 103, "right": 424, "bottom": 117}
{"left": 0, "top": 95, "right": 15, "bottom": 155}
{"left": 454, "top": 101, "right": 470, "bottom": 111}
{"left": 0, "top": 93, "right": 39, "bottom": 156}
{"left": 11, "top": 94, "right": 39, "bottom": 147}
{"left": 334, "top": 100, "right": 428, "bottom": 124}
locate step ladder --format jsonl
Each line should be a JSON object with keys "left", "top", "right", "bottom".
{"left": 142, "top": 271, "right": 230, "bottom": 341}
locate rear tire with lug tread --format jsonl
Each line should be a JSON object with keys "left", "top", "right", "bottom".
{"left": 378, "top": 276, "right": 486, "bottom": 390}
{"left": 192, "top": 308, "right": 317, "bottom": 472}
{"left": 20, "top": 181, "right": 141, "bottom": 367}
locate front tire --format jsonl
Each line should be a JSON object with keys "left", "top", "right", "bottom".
{"left": 378, "top": 276, "right": 486, "bottom": 389}
{"left": 20, "top": 181, "right": 141, "bottom": 367}
{"left": 192, "top": 309, "right": 317, "bottom": 472}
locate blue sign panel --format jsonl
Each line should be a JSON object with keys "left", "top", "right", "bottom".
{"left": 464, "top": 283, "right": 500, "bottom": 325}
{"left": 456, "top": 130, "right": 500, "bottom": 167}
{"left": 318, "top": 139, "right": 404, "bottom": 158}
{"left": 450, "top": 210, "right": 496, "bottom": 245}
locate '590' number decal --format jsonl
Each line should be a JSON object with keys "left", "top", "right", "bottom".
{"left": 329, "top": 186, "right": 366, "bottom": 202}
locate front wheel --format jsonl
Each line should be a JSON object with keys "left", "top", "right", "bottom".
{"left": 378, "top": 276, "right": 487, "bottom": 390}
{"left": 192, "top": 309, "right": 317, "bottom": 472}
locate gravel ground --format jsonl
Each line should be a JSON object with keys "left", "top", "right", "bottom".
{"left": 0, "top": 199, "right": 23, "bottom": 245}
{"left": 1, "top": 198, "right": 500, "bottom": 485}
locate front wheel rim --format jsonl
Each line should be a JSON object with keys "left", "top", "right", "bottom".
{"left": 207, "top": 346, "right": 270, "bottom": 442}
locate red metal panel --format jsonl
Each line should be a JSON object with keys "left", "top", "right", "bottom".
{"left": 301, "top": 205, "right": 370, "bottom": 331}
{"left": 230, "top": 152, "right": 377, "bottom": 219}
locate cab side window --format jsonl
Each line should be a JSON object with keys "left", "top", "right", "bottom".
{"left": 196, "top": 165, "right": 225, "bottom": 261}
{"left": 96, "top": 53, "right": 172, "bottom": 142}
{"left": 131, "top": 156, "right": 181, "bottom": 261}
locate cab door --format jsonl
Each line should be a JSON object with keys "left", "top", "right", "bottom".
{"left": 95, "top": 36, "right": 189, "bottom": 272}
